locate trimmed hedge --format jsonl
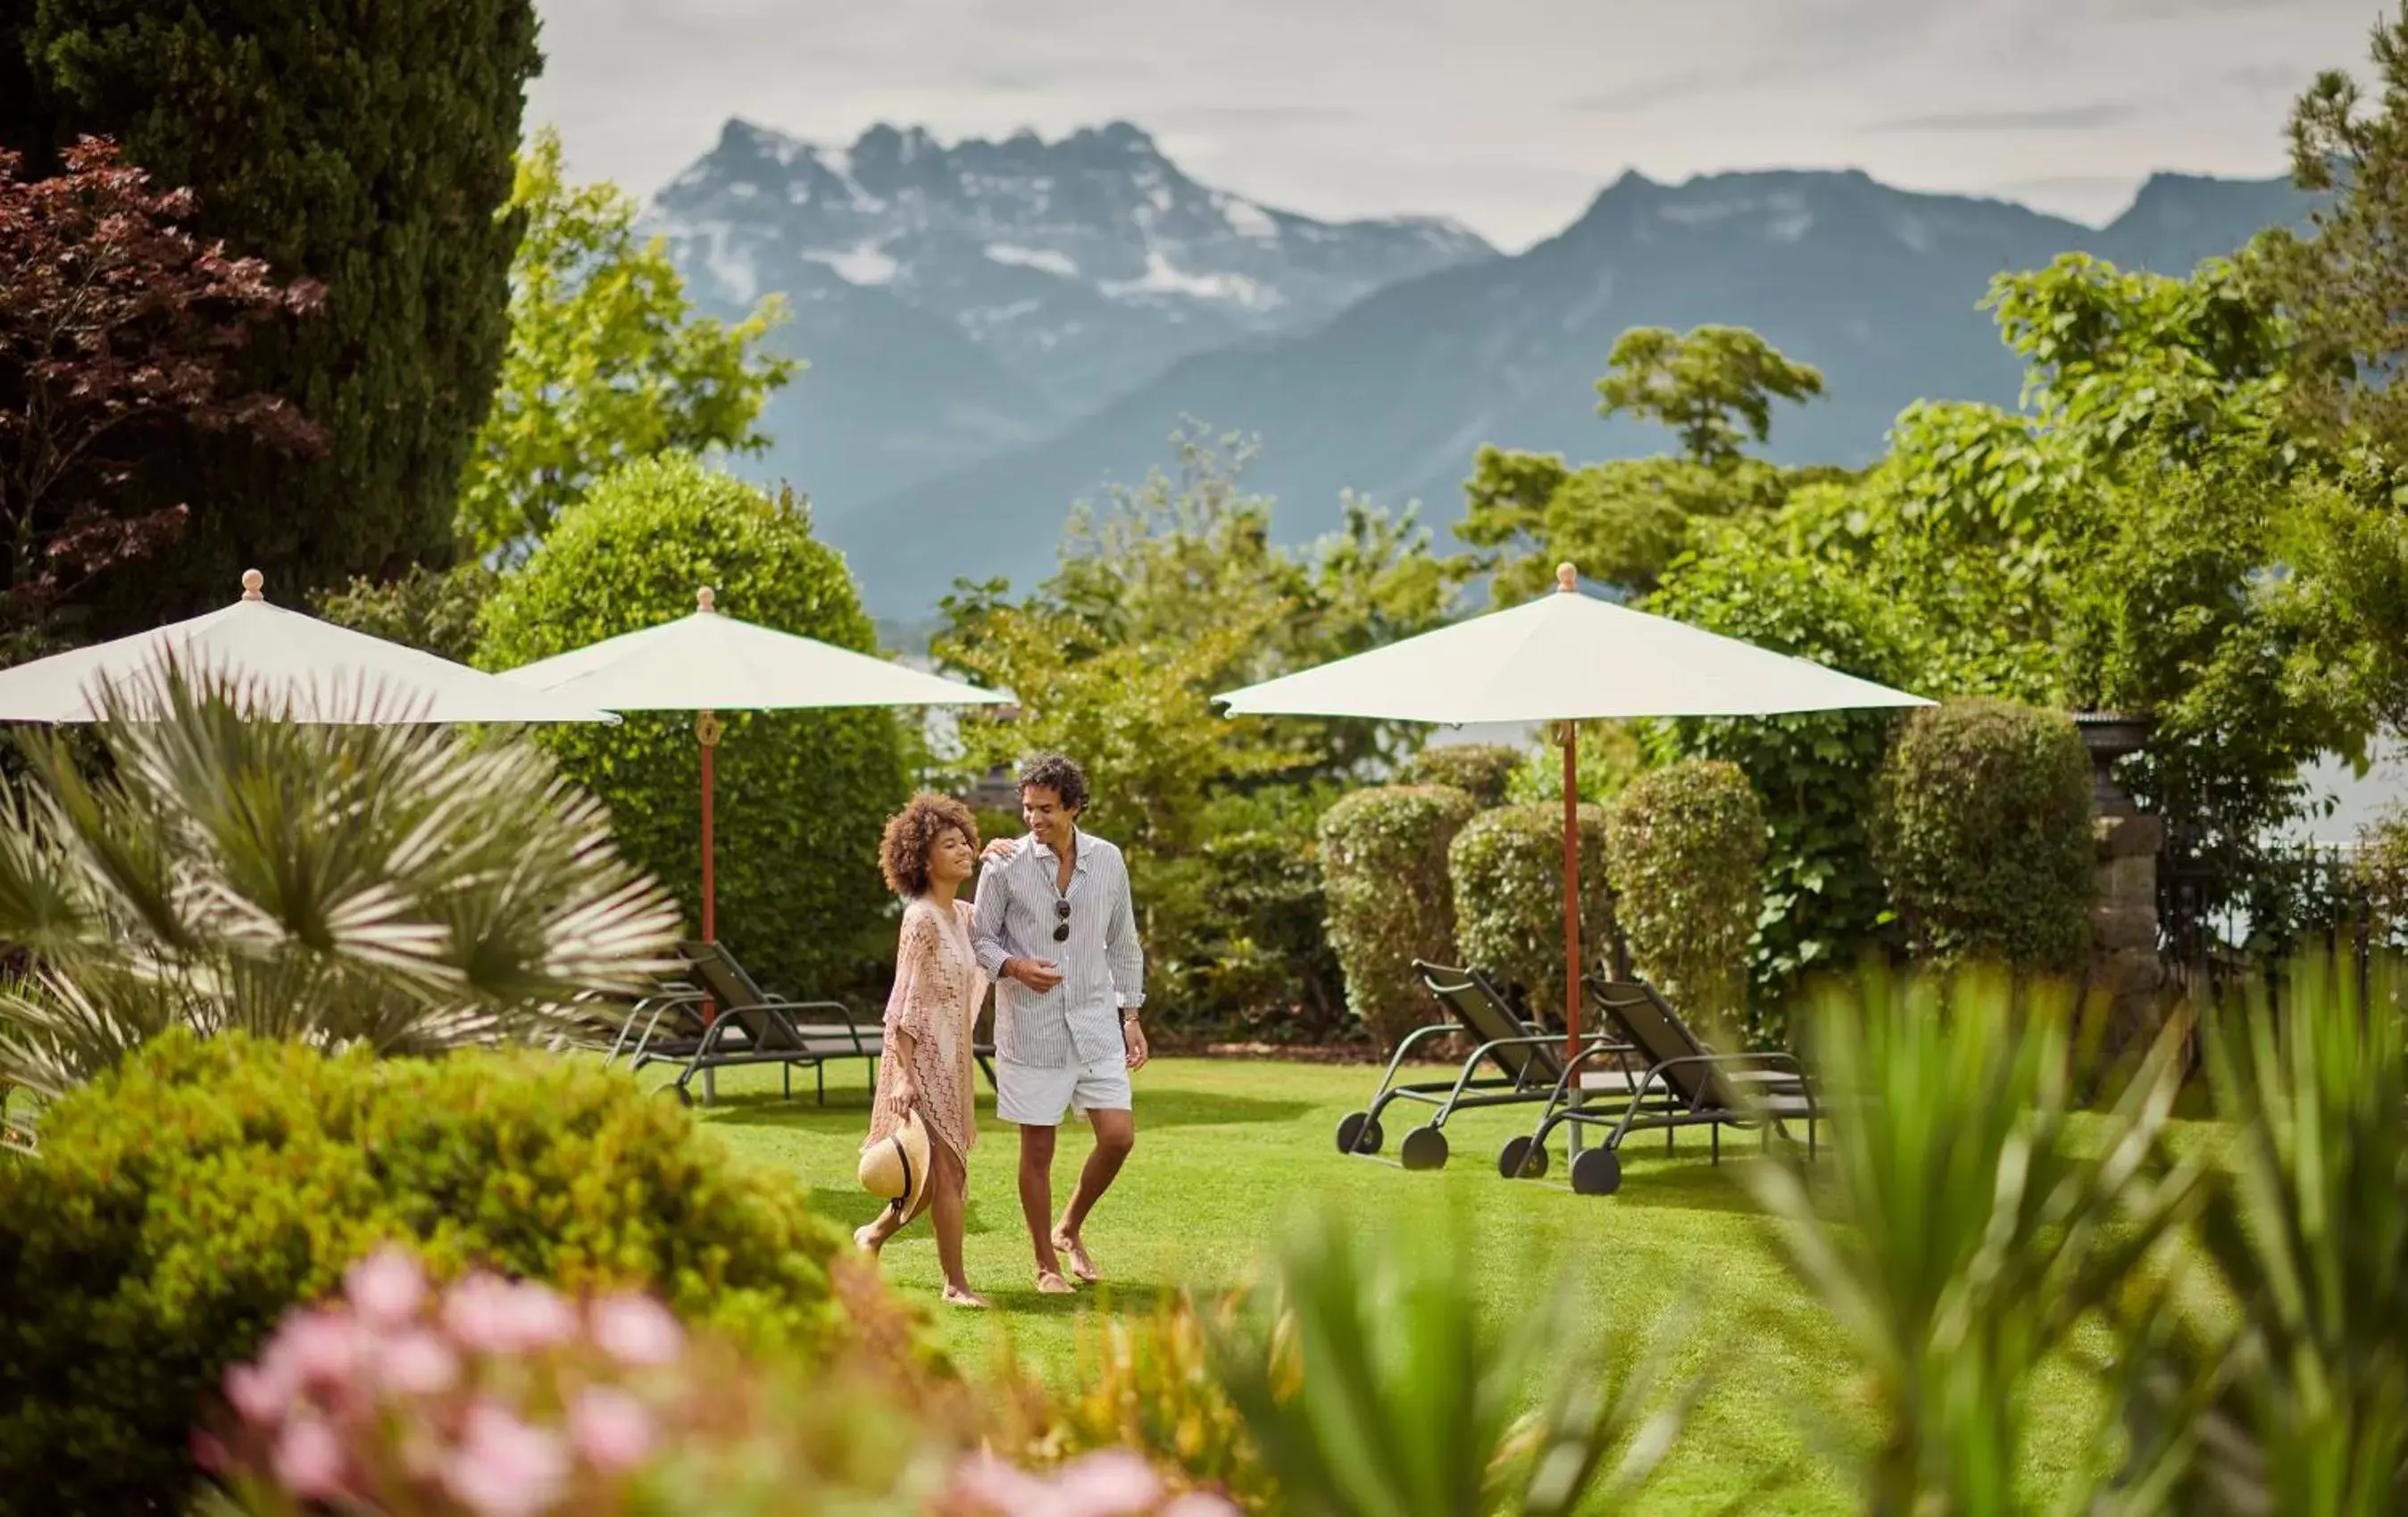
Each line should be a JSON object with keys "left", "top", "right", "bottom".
{"left": 1449, "top": 803, "right": 1614, "bottom": 1026}
{"left": 1871, "top": 699, "right": 2096, "bottom": 971}
{"left": 480, "top": 456, "right": 909, "bottom": 998}
{"left": 1319, "top": 785, "right": 1479, "bottom": 1051}
{"left": 1606, "top": 761, "right": 1767, "bottom": 1046}
{"left": 1396, "top": 745, "right": 1521, "bottom": 807}
{"left": 0, "top": 1030, "right": 852, "bottom": 1513}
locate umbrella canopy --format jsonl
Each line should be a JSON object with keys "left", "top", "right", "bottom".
{"left": 1217, "top": 567, "right": 1929, "bottom": 724}
{"left": 0, "top": 570, "right": 616, "bottom": 725}
{"left": 1215, "top": 564, "right": 1931, "bottom": 1063}
{"left": 496, "top": 588, "right": 1012, "bottom": 944}
{"left": 495, "top": 587, "right": 1012, "bottom": 712}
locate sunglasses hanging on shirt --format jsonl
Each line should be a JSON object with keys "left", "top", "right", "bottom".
{"left": 1053, "top": 898, "right": 1071, "bottom": 942}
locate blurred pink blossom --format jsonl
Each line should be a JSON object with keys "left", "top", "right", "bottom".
{"left": 345, "top": 1246, "right": 428, "bottom": 1327}
{"left": 445, "top": 1401, "right": 571, "bottom": 1517}
{"left": 1157, "top": 1495, "right": 1246, "bottom": 1517}
{"left": 569, "top": 1386, "right": 655, "bottom": 1471}
{"left": 271, "top": 1412, "right": 346, "bottom": 1499}
{"left": 275, "top": 1309, "right": 358, "bottom": 1392}
{"left": 441, "top": 1276, "right": 577, "bottom": 1354}
{"left": 224, "top": 1360, "right": 294, "bottom": 1425}
{"left": 1049, "top": 1449, "right": 1166, "bottom": 1516}
{"left": 374, "top": 1327, "right": 460, "bottom": 1397}
{"left": 589, "top": 1292, "right": 684, "bottom": 1368}
{"left": 952, "top": 1448, "right": 1054, "bottom": 1514}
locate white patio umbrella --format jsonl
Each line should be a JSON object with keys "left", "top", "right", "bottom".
{"left": 1216, "top": 563, "right": 1931, "bottom": 1058}
{"left": 496, "top": 588, "right": 1012, "bottom": 941}
{"left": 0, "top": 569, "right": 616, "bottom": 726}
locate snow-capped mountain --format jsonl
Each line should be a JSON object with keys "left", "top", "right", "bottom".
{"left": 645, "top": 119, "right": 1494, "bottom": 511}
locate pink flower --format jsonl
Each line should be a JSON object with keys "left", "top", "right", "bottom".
{"left": 951, "top": 1450, "right": 1054, "bottom": 1516}
{"left": 345, "top": 1247, "right": 428, "bottom": 1328}
{"left": 568, "top": 1386, "right": 655, "bottom": 1471}
{"left": 1158, "top": 1496, "right": 1245, "bottom": 1517}
{"left": 271, "top": 1412, "right": 347, "bottom": 1499}
{"left": 1048, "top": 1449, "right": 1165, "bottom": 1516}
{"left": 224, "top": 1359, "right": 295, "bottom": 1426}
{"left": 442, "top": 1275, "right": 577, "bottom": 1355}
{"left": 373, "top": 1328, "right": 460, "bottom": 1397}
{"left": 588, "top": 1292, "right": 684, "bottom": 1368}
{"left": 272, "top": 1310, "right": 358, "bottom": 1393}
{"left": 188, "top": 1429, "right": 228, "bottom": 1474}
{"left": 445, "top": 1401, "right": 571, "bottom": 1517}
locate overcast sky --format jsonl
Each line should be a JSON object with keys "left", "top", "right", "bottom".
{"left": 528, "top": 0, "right": 2383, "bottom": 251}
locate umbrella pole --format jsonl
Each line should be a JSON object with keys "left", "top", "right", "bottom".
{"left": 1563, "top": 719, "right": 1581, "bottom": 1064}
{"left": 697, "top": 711, "right": 723, "bottom": 945}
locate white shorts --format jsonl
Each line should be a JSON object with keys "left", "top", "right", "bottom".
{"left": 996, "top": 1052, "right": 1132, "bottom": 1128}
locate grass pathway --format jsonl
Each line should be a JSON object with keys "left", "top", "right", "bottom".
{"left": 691, "top": 1054, "right": 2120, "bottom": 1514}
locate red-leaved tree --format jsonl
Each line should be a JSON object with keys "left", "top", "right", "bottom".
{"left": 0, "top": 137, "right": 327, "bottom": 646}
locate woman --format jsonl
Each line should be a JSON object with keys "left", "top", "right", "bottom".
{"left": 854, "top": 793, "right": 990, "bottom": 1308}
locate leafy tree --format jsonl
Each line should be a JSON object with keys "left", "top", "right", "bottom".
{"left": 311, "top": 562, "right": 499, "bottom": 663}
{"left": 458, "top": 129, "right": 796, "bottom": 563}
{"left": 0, "top": 139, "right": 325, "bottom": 654}
{"left": 479, "top": 456, "right": 907, "bottom": 999}
{"left": 1595, "top": 324, "right": 1828, "bottom": 467}
{"left": 4, "top": 0, "right": 541, "bottom": 629}
{"left": 2262, "top": 3, "right": 2408, "bottom": 454}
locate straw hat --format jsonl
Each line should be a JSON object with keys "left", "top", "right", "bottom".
{"left": 857, "top": 1110, "right": 935, "bottom": 1223}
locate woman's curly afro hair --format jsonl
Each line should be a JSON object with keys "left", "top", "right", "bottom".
{"left": 879, "top": 792, "right": 980, "bottom": 897}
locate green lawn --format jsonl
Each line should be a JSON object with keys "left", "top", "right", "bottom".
{"left": 687, "top": 1054, "right": 2128, "bottom": 1515}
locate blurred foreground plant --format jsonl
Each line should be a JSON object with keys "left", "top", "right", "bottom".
{"left": 0, "top": 665, "right": 680, "bottom": 1096}
{"left": 2121, "top": 950, "right": 2408, "bottom": 1517}
{"left": 1208, "top": 1211, "right": 1694, "bottom": 1517}
{"left": 1748, "top": 963, "right": 2200, "bottom": 1516}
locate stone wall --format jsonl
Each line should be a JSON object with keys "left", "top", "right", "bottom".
{"left": 2090, "top": 813, "right": 2165, "bottom": 1052}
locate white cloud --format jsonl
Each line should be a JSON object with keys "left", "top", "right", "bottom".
{"left": 524, "top": 0, "right": 2373, "bottom": 251}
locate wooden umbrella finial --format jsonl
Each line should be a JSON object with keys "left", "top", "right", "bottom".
{"left": 240, "top": 569, "right": 265, "bottom": 602}
{"left": 1555, "top": 563, "right": 1578, "bottom": 593}
{"left": 697, "top": 586, "right": 717, "bottom": 613}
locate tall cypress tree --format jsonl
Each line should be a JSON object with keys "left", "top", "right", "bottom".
{"left": 4, "top": 0, "right": 539, "bottom": 629}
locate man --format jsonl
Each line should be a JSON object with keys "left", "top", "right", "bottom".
{"left": 972, "top": 751, "right": 1148, "bottom": 1296}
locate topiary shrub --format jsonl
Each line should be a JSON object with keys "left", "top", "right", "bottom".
{"left": 1871, "top": 699, "right": 2096, "bottom": 972}
{"left": 1396, "top": 744, "right": 1521, "bottom": 807}
{"left": 1448, "top": 803, "right": 1614, "bottom": 1027}
{"left": 1606, "top": 761, "right": 1768, "bottom": 1046}
{"left": 480, "top": 455, "right": 909, "bottom": 997}
{"left": 1318, "top": 785, "right": 1479, "bottom": 1051}
{"left": 0, "top": 1029, "right": 853, "bottom": 1513}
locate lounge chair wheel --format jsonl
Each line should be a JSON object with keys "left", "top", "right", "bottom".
{"left": 1336, "top": 1111, "right": 1385, "bottom": 1155}
{"left": 671, "top": 1084, "right": 695, "bottom": 1108}
{"left": 1571, "top": 1146, "right": 1622, "bottom": 1196}
{"left": 1399, "top": 1124, "right": 1449, "bottom": 1172}
{"left": 1497, "top": 1135, "right": 1548, "bottom": 1179}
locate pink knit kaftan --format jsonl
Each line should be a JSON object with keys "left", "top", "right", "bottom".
{"left": 862, "top": 896, "right": 988, "bottom": 1165}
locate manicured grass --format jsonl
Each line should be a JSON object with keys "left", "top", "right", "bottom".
{"left": 685, "top": 1054, "right": 2133, "bottom": 1515}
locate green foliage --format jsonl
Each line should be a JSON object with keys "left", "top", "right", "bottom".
{"left": 9, "top": 0, "right": 539, "bottom": 629}
{"left": 2261, "top": 6, "right": 2408, "bottom": 454}
{"left": 1750, "top": 963, "right": 2196, "bottom": 1517}
{"left": 1396, "top": 743, "right": 1521, "bottom": 806}
{"left": 1644, "top": 541, "right": 1920, "bottom": 1029}
{"left": 1317, "top": 785, "right": 1478, "bottom": 1051}
{"left": 0, "top": 1029, "right": 853, "bottom": 1513}
{"left": 1501, "top": 722, "right": 1643, "bottom": 809}
{"left": 1447, "top": 802, "right": 1612, "bottom": 1028}
{"left": 1190, "top": 826, "right": 1352, "bottom": 1044}
{"left": 2123, "top": 952, "right": 2408, "bottom": 1517}
{"left": 1605, "top": 761, "right": 1767, "bottom": 1046}
{"left": 1596, "top": 324, "right": 1829, "bottom": 468}
{"left": 0, "top": 668, "right": 680, "bottom": 1098}
{"left": 458, "top": 129, "right": 796, "bottom": 563}
{"left": 479, "top": 455, "right": 907, "bottom": 997}
{"left": 1871, "top": 700, "right": 2096, "bottom": 972}
{"left": 1209, "top": 1211, "right": 1692, "bottom": 1517}
{"left": 311, "top": 561, "right": 500, "bottom": 662}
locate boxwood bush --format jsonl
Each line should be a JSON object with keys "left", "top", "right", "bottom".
{"left": 1319, "top": 785, "right": 1479, "bottom": 1051}
{"left": 1606, "top": 761, "right": 1767, "bottom": 1046}
{"left": 479, "top": 455, "right": 909, "bottom": 998}
{"left": 1448, "top": 803, "right": 1614, "bottom": 1026}
{"left": 1871, "top": 699, "right": 2095, "bottom": 971}
{"left": 0, "top": 1030, "right": 853, "bottom": 1513}
{"left": 1396, "top": 744, "right": 1521, "bottom": 807}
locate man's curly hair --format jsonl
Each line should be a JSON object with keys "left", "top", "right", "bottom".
{"left": 1015, "top": 751, "right": 1089, "bottom": 813}
{"left": 879, "top": 793, "right": 980, "bottom": 897}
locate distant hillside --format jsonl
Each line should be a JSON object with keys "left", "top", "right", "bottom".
{"left": 831, "top": 164, "right": 2314, "bottom": 615}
